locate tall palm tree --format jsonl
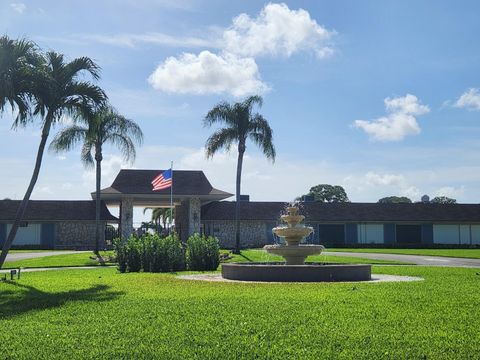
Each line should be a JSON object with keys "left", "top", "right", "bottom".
{"left": 204, "top": 95, "right": 275, "bottom": 254}
{"left": 50, "top": 105, "right": 143, "bottom": 253}
{"left": 0, "top": 50, "right": 106, "bottom": 268}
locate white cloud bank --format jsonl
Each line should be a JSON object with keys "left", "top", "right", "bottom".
{"left": 148, "top": 3, "right": 334, "bottom": 97}
{"left": 454, "top": 88, "right": 480, "bottom": 111}
{"left": 148, "top": 51, "right": 269, "bottom": 97}
{"left": 353, "top": 94, "right": 430, "bottom": 141}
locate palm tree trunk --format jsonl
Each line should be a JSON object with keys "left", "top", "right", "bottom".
{"left": 234, "top": 141, "right": 245, "bottom": 254}
{"left": 0, "top": 119, "right": 52, "bottom": 268}
{"left": 94, "top": 145, "right": 102, "bottom": 254}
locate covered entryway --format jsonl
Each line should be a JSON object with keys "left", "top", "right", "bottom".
{"left": 95, "top": 169, "right": 232, "bottom": 242}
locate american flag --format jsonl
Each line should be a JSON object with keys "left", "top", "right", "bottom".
{"left": 152, "top": 168, "right": 172, "bottom": 191}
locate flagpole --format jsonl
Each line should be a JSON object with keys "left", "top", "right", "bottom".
{"left": 170, "top": 161, "right": 173, "bottom": 231}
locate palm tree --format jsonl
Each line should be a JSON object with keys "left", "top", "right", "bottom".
{"left": 204, "top": 95, "right": 275, "bottom": 254}
{"left": 50, "top": 105, "right": 143, "bottom": 253}
{"left": 0, "top": 50, "right": 106, "bottom": 268}
{"left": 143, "top": 207, "right": 174, "bottom": 234}
{"left": 0, "top": 35, "right": 41, "bottom": 121}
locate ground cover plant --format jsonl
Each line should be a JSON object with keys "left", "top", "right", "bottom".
{"left": 327, "top": 248, "right": 480, "bottom": 259}
{"left": 0, "top": 266, "right": 479, "bottom": 359}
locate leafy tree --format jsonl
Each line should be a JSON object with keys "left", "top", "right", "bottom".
{"left": 378, "top": 196, "right": 412, "bottom": 204}
{"left": 50, "top": 105, "right": 143, "bottom": 253}
{"left": 204, "top": 95, "right": 275, "bottom": 254}
{"left": 431, "top": 196, "right": 457, "bottom": 204}
{"left": 299, "top": 184, "right": 350, "bottom": 203}
{"left": 0, "top": 47, "right": 106, "bottom": 268}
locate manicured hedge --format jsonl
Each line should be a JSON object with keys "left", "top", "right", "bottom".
{"left": 114, "top": 233, "right": 219, "bottom": 273}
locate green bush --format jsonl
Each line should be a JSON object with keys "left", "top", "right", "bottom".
{"left": 126, "top": 235, "right": 142, "bottom": 272}
{"left": 113, "top": 238, "right": 127, "bottom": 273}
{"left": 186, "top": 233, "right": 220, "bottom": 271}
{"left": 114, "top": 233, "right": 185, "bottom": 273}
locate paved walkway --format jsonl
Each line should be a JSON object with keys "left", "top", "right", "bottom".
{"left": 5, "top": 251, "right": 88, "bottom": 262}
{"left": 327, "top": 251, "right": 480, "bottom": 267}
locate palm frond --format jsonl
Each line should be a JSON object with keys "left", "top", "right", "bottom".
{"left": 205, "top": 127, "right": 239, "bottom": 158}
{"left": 49, "top": 125, "right": 88, "bottom": 153}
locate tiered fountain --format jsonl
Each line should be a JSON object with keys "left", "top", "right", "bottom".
{"left": 265, "top": 206, "right": 323, "bottom": 265}
{"left": 221, "top": 205, "right": 371, "bottom": 282}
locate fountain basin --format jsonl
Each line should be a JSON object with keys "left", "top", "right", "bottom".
{"left": 221, "top": 262, "right": 372, "bottom": 282}
{"left": 264, "top": 244, "right": 324, "bottom": 265}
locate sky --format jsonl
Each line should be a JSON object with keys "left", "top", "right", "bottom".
{"left": 1, "top": 0, "right": 480, "bottom": 222}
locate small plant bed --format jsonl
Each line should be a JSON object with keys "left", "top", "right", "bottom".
{"left": 0, "top": 266, "right": 478, "bottom": 359}
{"left": 2, "top": 251, "right": 115, "bottom": 269}
{"left": 327, "top": 248, "right": 480, "bottom": 259}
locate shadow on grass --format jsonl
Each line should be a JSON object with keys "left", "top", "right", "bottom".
{"left": 0, "top": 282, "right": 124, "bottom": 319}
{"left": 238, "top": 251, "right": 254, "bottom": 262}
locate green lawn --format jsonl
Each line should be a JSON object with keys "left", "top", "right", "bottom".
{"left": 0, "top": 266, "right": 478, "bottom": 359}
{"left": 2, "top": 249, "right": 407, "bottom": 270}
{"left": 3, "top": 252, "right": 114, "bottom": 269}
{"left": 228, "top": 249, "right": 410, "bottom": 265}
{"left": 327, "top": 248, "right": 480, "bottom": 259}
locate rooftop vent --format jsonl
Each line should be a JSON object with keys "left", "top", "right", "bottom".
{"left": 421, "top": 195, "right": 430, "bottom": 203}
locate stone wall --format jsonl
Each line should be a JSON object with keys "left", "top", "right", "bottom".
{"left": 55, "top": 221, "right": 106, "bottom": 250}
{"left": 203, "top": 220, "right": 270, "bottom": 248}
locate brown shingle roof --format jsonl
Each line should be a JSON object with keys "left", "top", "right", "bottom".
{"left": 201, "top": 201, "right": 480, "bottom": 223}
{"left": 103, "top": 169, "right": 232, "bottom": 197}
{"left": 0, "top": 200, "right": 117, "bottom": 221}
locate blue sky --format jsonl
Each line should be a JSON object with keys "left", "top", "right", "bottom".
{"left": 1, "top": 0, "right": 480, "bottom": 218}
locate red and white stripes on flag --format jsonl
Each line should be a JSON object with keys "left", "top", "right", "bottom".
{"left": 151, "top": 168, "right": 172, "bottom": 191}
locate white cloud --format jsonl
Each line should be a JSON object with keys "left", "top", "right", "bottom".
{"left": 82, "top": 155, "right": 133, "bottom": 188}
{"left": 148, "top": 51, "right": 269, "bottom": 97}
{"left": 434, "top": 186, "right": 465, "bottom": 199}
{"left": 10, "top": 3, "right": 26, "bottom": 13}
{"left": 353, "top": 94, "right": 430, "bottom": 141}
{"left": 454, "top": 88, "right": 480, "bottom": 111}
{"left": 148, "top": 3, "right": 333, "bottom": 97}
{"left": 78, "top": 32, "right": 215, "bottom": 49}
{"left": 364, "top": 172, "right": 405, "bottom": 186}
{"left": 223, "top": 2, "right": 334, "bottom": 58}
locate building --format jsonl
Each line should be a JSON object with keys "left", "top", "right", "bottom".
{"left": 3, "top": 169, "right": 480, "bottom": 249}
{"left": 0, "top": 200, "right": 117, "bottom": 249}
{"left": 201, "top": 201, "right": 480, "bottom": 248}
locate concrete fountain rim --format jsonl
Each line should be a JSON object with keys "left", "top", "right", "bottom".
{"left": 177, "top": 273, "right": 424, "bottom": 284}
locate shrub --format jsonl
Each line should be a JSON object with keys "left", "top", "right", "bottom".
{"left": 114, "top": 233, "right": 185, "bottom": 273}
{"left": 125, "top": 235, "right": 142, "bottom": 272}
{"left": 113, "top": 238, "right": 127, "bottom": 273}
{"left": 186, "top": 233, "right": 220, "bottom": 271}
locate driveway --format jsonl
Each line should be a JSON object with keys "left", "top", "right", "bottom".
{"left": 5, "top": 251, "right": 88, "bottom": 262}
{"left": 327, "top": 251, "right": 480, "bottom": 268}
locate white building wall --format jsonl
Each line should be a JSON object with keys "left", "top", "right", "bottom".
{"left": 6, "top": 223, "right": 41, "bottom": 245}
{"left": 459, "top": 225, "right": 471, "bottom": 245}
{"left": 358, "top": 224, "right": 384, "bottom": 244}
{"left": 471, "top": 225, "right": 480, "bottom": 245}
{"left": 433, "top": 225, "right": 459, "bottom": 244}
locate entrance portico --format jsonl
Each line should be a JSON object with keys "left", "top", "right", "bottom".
{"left": 94, "top": 169, "right": 232, "bottom": 241}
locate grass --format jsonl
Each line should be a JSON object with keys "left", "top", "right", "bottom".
{"left": 0, "top": 266, "right": 479, "bottom": 359}
{"left": 327, "top": 248, "right": 480, "bottom": 259}
{"left": 226, "top": 249, "right": 411, "bottom": 265}
{"left": 3, "top": 251, "right": 114, "bottom": 269}
{"left": 2, "top": 249, "right": 407, "bottom": 270}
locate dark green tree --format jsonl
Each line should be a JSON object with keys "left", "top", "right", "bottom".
{"left": 204, "top": 95, "right": 275, "bottom": 254}
{"left": 378, "top": 196, "right": 412, "bottom": 204}
{"left": 50, "top": 105, "right": 143, "bottom": 253}
{"left": 299, "top": 184, "right": 350, "bottom": 203}
{"left": 0, "top": 47, "right": 106, "bottom": 268}
{"left": 430, "top": 196, "right": 457, "bottom": 204}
